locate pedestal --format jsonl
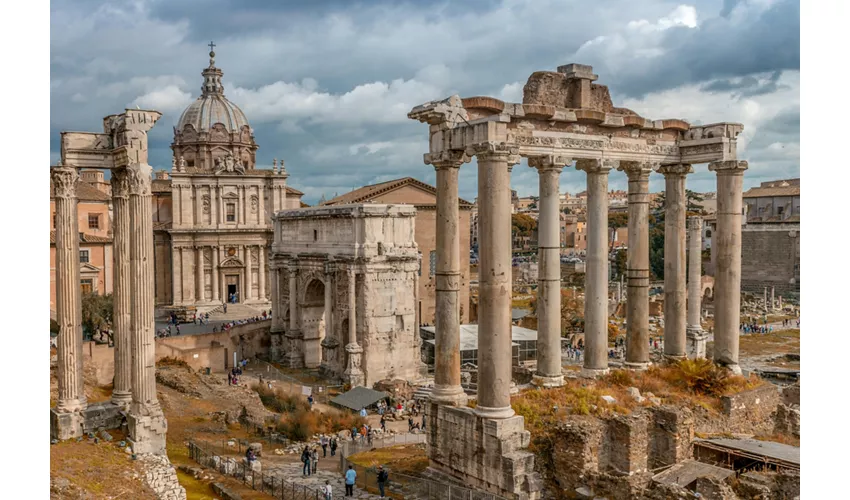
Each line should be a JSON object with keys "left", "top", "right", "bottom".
{"left": 344, "top": 343, "right": 365, "bottom": 387}
{"left": 686, "top": 327, "right": 708, "bottom": 359}
{"left": 128, "top": 411, "right": 167, "bottom": 455}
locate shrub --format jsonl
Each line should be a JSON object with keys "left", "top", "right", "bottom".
{"left": 156, "top": 357, "right": 191, "bottom": 369}
{"left": 274, "top": 407, "right": 365, "bottom": 441}
{"left": 253, "top": 384, "right": 309, "bottom": 414}
{"left": 672, "top": 358, "right": 732, "bottom": 397}
{"left": 605, "top": 370, "right": 634, "bottom": 387}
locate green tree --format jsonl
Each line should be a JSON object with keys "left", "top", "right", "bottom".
{"left": 511, "top": 213, "right": 537, "bottom": 237}
{"left": 608, "top": 212, "right": 628, "bottom": 229}
{"left": 686, "top": 189, "right": 705, "bottom": 213}
{"left": 82, "top": 293, "right": 113, "bottom": 341}
{"left": 612, "top": 248, "right": 627, "bottom": 280}
{"left": 649, "top": 213, "right": 665, "bottom": 280}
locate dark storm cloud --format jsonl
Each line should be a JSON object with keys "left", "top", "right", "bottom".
{"left": 700, "top": 70, "right": 789, "bottom": 98}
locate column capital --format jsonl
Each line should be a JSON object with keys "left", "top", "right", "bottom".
{"left": 347, "top": 266, "right": 356, "bottom": 278}
{"left": 425, "top": 150, "right": 470, "bottom": 169}
{"left": 466, "top": 142, "right": 521, "bottom": 164}
{"left": 111, "top": 167, "right": 131, "bottom": 199}
{"left": 708, "top": 160, "right": 748, "bottom": 175}
{"left": 125, "top": 163, "right": 153, "bottom": 196}
{"left": 286, "top": 261, "right": 299, "bottom": 273}
{"left": 617, "top": 160, "right": 656, "bottom": 180}
{"left": 324, "top": 260, "right": 336, "bottom": 275}
{"left": 528, "top": 155, "right": 571, "bottom": 172}
{"left": 576, "top": 158, "right": 617, "bottom": 174}
{"left": 687, "top": 216, "right": 704, "bottom": 230}
{"left": 657, "top": 163, "right": 694, "bottom": 177}
{"left": 50, "top": 166, "right": 79, "bottom": 199}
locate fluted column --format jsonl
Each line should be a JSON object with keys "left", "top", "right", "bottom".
{"left": 686, "top": 216, "right": 707, "bottom": 359}
{"left": 246, "top": 246, "right": 254, "bottom": 301}
{"left": 324, "top": 262, "right": 333, "bottom": 344}
{"left": 51, "top": 166, "right": 86, "bottom": 413}
{"left": 126, "top": 162, "right": 167, "bottom": 455}
{"left": 344, "top": 266, "right": 365, "bottom": 386}
{"left": 709, "top": 160, "right": 748, "bottom": 373}
{"left": 618, "top": 161, "right": 653, "bottom": 369}
{"left": 425, "top": 150, "right": 469, "bottom": 405}
{"left": 195, "top": 246, "right": 204, "bottom": 302}
{"left": 270, "top": 266, "right": 283, "bottom": 331}
{"left": 258, "top": 245, "right": 266, "bottom": 301}
{"left": 110, "top": 168, "right": 132, "bottom": 404}
{"left": 771, "top": 287, "right": 775, "bottom": 312}
{"left": 576, "top": 158, "right": 617, "bottom": 376}
{"left": 470, "top": 143, "right": 519, "bottom": 419}
{"left": 288, "top": 262, "right": 298, "bottom": 331}
{"left": 212, "top": 247, "right": 220, "bottom": 302}
{"left": 658, "top": 164, "right": 692, "bottom": 360}
{"left": 529, "top": 155, "right": 570, "bottom": 387}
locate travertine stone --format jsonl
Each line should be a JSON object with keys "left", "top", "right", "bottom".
{"left": 52, "top": 166, "right": 87, "bottom": 415}
{"left": 658, "top": 163, "right": 693, "bottom": 360}
{"left": 286, "top": 261, "right": 303, "bottom": 368}
{"left": 344, "top": 267, "right": 365, "bottom": 387}
{"left": 529, "top": 155, "right": 570, "bottom": 387}
{"left": 258, "top": 245, "right": 266, "bottom": 300}
{"left": 471, "top": 143, "right": 519, "bottom": 418}
{"left": 427, "top": 150, "right": 469, "bottom": 405}
{"left": 618, "top": 161, "right": 654, "bottom": 370}
{"left": 110, "top": 168, "right": 132, "bottom": 405}
{"left": 126, "top": 162, "right": 167, "bottom": 455}
{"left": 709, "top": 160, "right": 748, "bottom": 374}
{"left": 687, "top": 217, "right": 707, "bottom": 359}
{"left": 576, "top": 158, "right": 617, "bottom": 377}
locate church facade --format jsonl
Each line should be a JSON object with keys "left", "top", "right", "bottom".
{"left": 152, "top": 48, "right": 303, "bottom": 309}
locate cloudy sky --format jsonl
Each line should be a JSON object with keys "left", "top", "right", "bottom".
{"left": 50, "top": 0, "right": 799, "bottom": 204}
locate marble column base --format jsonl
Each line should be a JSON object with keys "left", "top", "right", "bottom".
{"left": 50, "top": 408, "right": 85, "bottom": 441}
{"left": 128, "top": 410, "right": 168, "bottom": 456}
{"left": 343, "top": 343, "right": 365, "bottom": 387}
{"left": 473, "top": 404, "right": 516, "bottom": 420}
{"left": 580, "top": 367, "right": 610, "bottom": 378}
{"left": 664, "top": 354, "right": 687, "bottom": 363}
{"left": 532, "top": 373, "right": 565, "bottom": 388}
{"left": 51, "top": 401, "right": 127, "bottom": 441}
{"left": 686, "top": 327, "right": 708, "bottom": 359}
{"left": 623, "top": 361, "right": 651, "bottom": 371}
{"left": 430, "top": 384, "right": 468, "bottom": 406}
{"left": 111, "top": 391, "right": 132, "bottom": 407}
{"left": 718, "top": 363, "right": 742, "bottom": 375}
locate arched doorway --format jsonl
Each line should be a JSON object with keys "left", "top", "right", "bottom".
{"left": 300, "top": 278, "right": 326, "bottom": 368}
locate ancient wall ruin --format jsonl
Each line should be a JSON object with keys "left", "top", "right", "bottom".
{"left": 741, "top": 224, "right": 800, "bottom": 294}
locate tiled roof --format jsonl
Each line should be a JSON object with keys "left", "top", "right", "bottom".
{"left": 286, "top": 186, "right": 304, "bottom": 196}
{"left": 321, "top": 177, "right": 472, "bottom": 207}
{"left": 743, "top": 185, "right": 800, "bottom": 198}
{"left": 50, "top": 231, "right": 112, "bottom": 245}
{"left": 49, "top": 180, "right": 111, "bottom": 202}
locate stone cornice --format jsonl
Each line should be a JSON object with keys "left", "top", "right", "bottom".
{"left": 576, "top": 158, "right": 618, "bottom": 174}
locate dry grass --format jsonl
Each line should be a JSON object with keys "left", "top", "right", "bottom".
{"left": 157, "top": 356, "right": 192, "bottom": 369}
{"left": 739, "top": 329, "right": 800, "bottom": 357}
{"left": 753, "top": 432, "right": 800, "bottom": 448}
{"left": 347, "top": 444, "right": 429, "bottom": 475}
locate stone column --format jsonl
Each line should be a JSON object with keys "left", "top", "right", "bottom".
{"left": 779, "top": 295, "right": 783, "bottom": 311}
{"left": 270, "top": 266, "right": 282, "bottom": 330}
{"left": 658, "top": 164, "right": 693, "bottom": 360}
{"left": 51, "top": 166, "right": 86, "bottom": 414}
{"left": 709, "top": 160, "right": 748, "bottom": 374}
{"left": 686, "top": 216, "right": 707, "bottom": 359}
{"left": 286, "top": 261, "right": 303, "bottom": 367}
{"left": 618, "top": 161, "right": 653, "bottom": 370}
{"left": 258, "top": 245, "right": 266, "bottom": 301}
{"left": 426, "top": 150, "right": 468, "bottom": 405}
{"left": 212, "top": 248, "right": 220, "bottom": 302}
{"left": 344, "top": 267, "right": 365, "bottom": 386}
{"left": 771, "top": 287, "right": 775, "bottom": 311}
{"left": 246, "top": 246, "right": 254, "bottom": 301}
{"left": 324, "top": 262, "right": 333, "bottom": 344}
{"left": 195, "top": 247, "right": 204, "bottom": 302}
{"left": 576, "top": 158, "right": 616, "bottom": 377}
{"left": 126, "top": 163, "right": 167, "bottom": 455}
{"left": 110, "top": 169, "right": 132, "bottom": 405}
{"left": 764, "top": 287, "right": 768, "bottom": 312}
{"left": 470, "top": 143, "right": 519, "bottom": 419}
{"left": 172, "top": 246, "right": 181, "bottom": 305}
{"left": 529, "top": 155, "right": 570, "bottom": 387}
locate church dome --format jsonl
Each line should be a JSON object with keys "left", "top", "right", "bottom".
{"left": 176, "top": 46, "right": 251, "bottom": 134}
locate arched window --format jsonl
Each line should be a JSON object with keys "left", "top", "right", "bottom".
{"left": 705, "top": 229, "right": 712, "bottom": 238}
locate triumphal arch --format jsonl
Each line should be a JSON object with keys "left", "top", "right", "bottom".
{"left": 268, "top": 204, "right": 426, "bottom": 386}
{"left": 409, "top": 64, "right": 746, "bottom": 499}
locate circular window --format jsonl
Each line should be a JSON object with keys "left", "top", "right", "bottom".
{"left": 227, "top": 247, "right": 237, "bottom": 256}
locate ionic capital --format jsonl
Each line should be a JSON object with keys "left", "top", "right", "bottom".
{"left": 657, "top": 163, "right": 694, "bottom": 177}
{"left": 617, "top": 160, "right": 656, "bottom": 180}
{"left": 528, "top": 155, "right": 571, "bottom": 172}
{"left": 425, "top": 150, "right": 470, "bottom": 170}
{"left": 575, "top": 158, "right": 617, "bottom": 175}
{"left": 708, "top": 160, "right": 748, "bottom": 176}
{"left": 111, "top": 167, "right": 131, "bottom": 199}
{"left": 466, "top": 142, "right": 520, "bottom": 164}
{"left": 51, "top": 166, "right": 79, "bottom": 199}
{"left": 125, "top": 163, "right": 153, "bottom": 196}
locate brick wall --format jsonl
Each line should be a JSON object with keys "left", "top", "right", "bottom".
{"left": 720, "top": 384, "right": 781, "bottom": 434}
{"left": 741, "top": 224, "right": 800, "bottom": 294}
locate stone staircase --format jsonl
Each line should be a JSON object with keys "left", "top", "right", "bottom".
{"left": 208, "top": 303, "right": 264, "bottom": 321}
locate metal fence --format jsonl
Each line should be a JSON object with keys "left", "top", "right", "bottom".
{"left": 337, "top": 432, "right": 427, "bottom": 467}
{"left": 188, "top": 441, "right": 343, "bottom": 499}
{"left": 248, "top": 358, "right": 344, "bottom": 405}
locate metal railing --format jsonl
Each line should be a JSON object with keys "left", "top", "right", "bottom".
{"left": 188, "top": 441, "right": 343, "bottom": 499}
{"left": 248, "top": 359, "right": 344, "bottom": 405}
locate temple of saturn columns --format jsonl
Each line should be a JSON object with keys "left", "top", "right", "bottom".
{"left": 268, "top": 204, "right": 426, "bottom": 386}
{"left": 408, "top": 63, "right": 746, "bottom": 499}
{"left": 50, "top": 109, "right": 168, "bottom": 455}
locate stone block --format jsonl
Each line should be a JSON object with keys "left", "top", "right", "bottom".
{"left": 648, "top": 405, "right": 694, "bottom": 470}
{"left": 604, "top": 413, "right": 649, "bottom": 474}
{"left": 721, "top": 384, "right": 781, "bottom": 433}
{"left": 128, "top": 412, "right": 168, "bottom": 455}
{"left": 50, "top": 408, "right": 85, "bottom": 441}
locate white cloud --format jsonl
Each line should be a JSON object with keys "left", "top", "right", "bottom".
{"left": 131, "top": 85, "right": 193, "bottom": 114}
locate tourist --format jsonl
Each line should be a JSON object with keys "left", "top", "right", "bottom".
{"left": 175, "top": 324, "right": 181, "bottom": 335}
{"left": 308, "top": 394, "right": 314, "bottom": 407}
{"left": 320, "top": 435, "right": 328, "bottom": 457}
{"left": 421, "top": 415, "right": 426, "bottom": 431}
{"left": 376, "top": 465, "right": 389, "bottom": 497}
{"left": 360, "top": 407, "right": 367, "bottom": 418}
{"left": 367, "top": 426, "right": 373, "bottom": 445}
{"left": 322, "top": 480, "right": 333, "bottom": 500}
{"left": 408, "top": 417, "right": 414, "bottom": 432}
{"left": 311, "top": 448, "right": 319, "bottom": 474}
{"left": 344, "top": 465, "right": 356, "bottom": 497}
{"left": 246, "top": 448, "right": 256, "bottom": 464}
{"left": 301, "top": 446, "right": 311, "bottom": 476}
{"left": 360, "top": 425, "right": 368, "bottom": 444}
{"left": 380, "top": 415, "right": 387, "bottom": 432}
{"left": 351, "top": 426, "right": 358, "bottom": 442}
{"left": 330, "top": 437, "right": 338, "bottom": 457}
{"left": 223, "top": 303, "right": 227, "bottom": 314}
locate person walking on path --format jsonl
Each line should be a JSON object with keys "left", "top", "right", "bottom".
{"left": 377, "top": 465, "right": 389, "bottom": 497}
{"left": 380, "top": 415, "right": 387, "bottom": 432}
{"left": 344, "top": 465, "right": 356, "bottom": 497}
{"left": 330, "top": 437, "right": 338, "bottom": 457}
{"left": 311, "top": 448, "right": 319, "bottom": 474}
{"left": 321, "top": 435, "right": 328, "bottom": 457}
{"left": 360, "top": 407, "right": 367, "bottom": 418}
{"left": 301, "top": 446, "right": 311, "bottom": 476}
{"left": 321, "top": 480, "right": 333, "bottom": 500}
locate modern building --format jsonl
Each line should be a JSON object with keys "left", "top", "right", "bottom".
{"left": 321, "top": 176, "right": 473, "bottom": 325}
{"left": 419, "top": 324, "right": 538, "bottom": 367}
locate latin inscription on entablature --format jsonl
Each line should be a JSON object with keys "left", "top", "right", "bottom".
{"left": 513, "top": 134, "right": 678, "bottom": 155}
